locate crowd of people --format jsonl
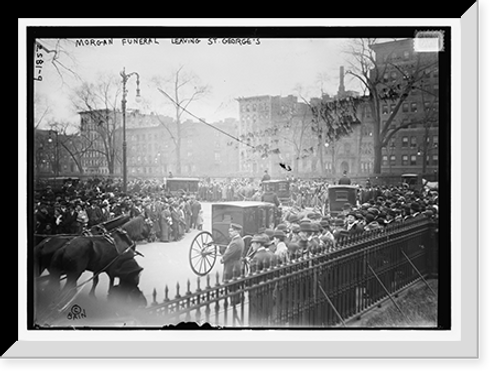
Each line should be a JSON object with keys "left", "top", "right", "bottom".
{"left": 34, "top": 174, "right": 439, "bottom": 274}
{"left": 210, "top": 173, "right": 439, "bottom": 280}
{"left": 34, "top": 177, "right": 203, "bottom": 244}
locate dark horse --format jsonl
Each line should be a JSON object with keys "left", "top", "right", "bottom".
{"left": 47, "top": 229, "right": 141, "bottom": 298}
{"left": 121, "top": 215, "right": 152, "bottom": 242}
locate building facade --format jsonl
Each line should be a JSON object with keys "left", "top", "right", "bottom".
{"left": 34, "top": 129, "right": 81, "bottom": 177}
{"left": 237, "top": 90, "right": 376, "bottom": 181}
{"left": 369, "top": 38, "right": 439, "bottom": 178}
{"left": 79, "top": 109, "right": 239, "bottom": 179}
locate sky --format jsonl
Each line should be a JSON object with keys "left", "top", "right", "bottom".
{"left": 34, "top": 37, "right": 364, "bottom": 128}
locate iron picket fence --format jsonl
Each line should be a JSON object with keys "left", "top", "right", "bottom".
{"left": 143, "top": 217, "right": 437, "bottom": 327}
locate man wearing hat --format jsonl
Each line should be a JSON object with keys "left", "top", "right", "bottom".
{"left": 288, "top": 224, "right": 301, "bottom": 246}
{"left": 345, "top": 211, "right": 364, "bottom": 235}
{"left": 319, "top": 219, "right": 334, "bottom": 246}
{"left": 249, "top": 234, "right": 275, "bottom": 271}
{"left": 297, "top": 221, "right": 314, "bottom": 254}
{"left": 331, "top": 217, "right": 347, "bottom": 242}
{"left": 272, "top": 229, "right": 289, "bottom": 264}
{"left": 221, "top": 223, "right": 245, "bottom": 281}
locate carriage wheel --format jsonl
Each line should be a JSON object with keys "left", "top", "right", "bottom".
{"left": 241, "top": 235, "right": 255, "bottom": 276}
{"left": 189, "top": 231, "right": 217, "bottom": 276}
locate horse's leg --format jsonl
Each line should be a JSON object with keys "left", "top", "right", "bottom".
{"left": 107, "top": 274, "right": 115, "bottom": 295}
{"left": 89, "top": 274, "right": 99, "bottom": 298}
{"left": 61, "top": 272, "right": 80, "bottom": 299}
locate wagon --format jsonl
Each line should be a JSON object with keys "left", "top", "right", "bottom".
{"left": 189, "top": 201, "right": 277, "bottom": 276}
{"left": 261, "top": 179, "right": 291, "bottom": 205}
{"left": 165, "top": 177, "right": 200, "bottom": 196}
{"left": 401, "top": 173, "right": 420, "bottom": 190}
{"left": 328, "top": 185, "right": 359, "bottom": 217}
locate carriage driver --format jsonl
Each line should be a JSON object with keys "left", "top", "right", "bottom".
{"left": 220, "top": 223, "right": 245, "bottom": 281}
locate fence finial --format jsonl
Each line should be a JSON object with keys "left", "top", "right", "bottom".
{"left": 164, "top": 285, "right": 169, "bottom": 302}
{"left": 206, "top": 274, "right": 211, "bottom": 289}
{"left": 152, "top": 288, "right": 158, "bottom": 306}
{"left": 175, "top": 281, "right": 181, "bottom": 298}
{"left": 196, "top": 276, "right": 202, "bottom": 291}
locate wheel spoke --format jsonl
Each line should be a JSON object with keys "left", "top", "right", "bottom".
{"left": 195, "top": 255, "right": 204, "bottom": 272}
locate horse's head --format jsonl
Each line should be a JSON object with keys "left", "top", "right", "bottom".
{"left": 112, "top": 228, "right": 136, "bottom": 256}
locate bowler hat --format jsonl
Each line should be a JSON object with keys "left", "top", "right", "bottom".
{"left": 264, "top": 228, "right": 275, "bottom": 237}
{"left": 365, "top": 213, "right": 375, "bottom": 223}
{"left": 299, "top": 222, "right": 314, "bottom": 233}
{"left": 333, "top": 218, "right": 345, "bottom": 226}
{"left": 276, "top": 223, "right": 288, "bottom": 232}
{"left": 272, "top": 230, "right": 286, "bottom": 239}
{"left": 251, "top": 234, "right": 270, "bottom": 245}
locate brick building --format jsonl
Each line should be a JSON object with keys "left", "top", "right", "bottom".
{"left": 79, "top": 109, "right": 239, "bottom": 179}
{"left": 236, "top": 64, "right": 376, "bottom": 181}
{"left": 369, "top": 38, "right": 439, "bottom": 178}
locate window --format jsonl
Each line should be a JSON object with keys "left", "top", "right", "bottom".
{"left": 403, "top": 103, "right": 409, "bottom": 113}
{"left": 411, "top": 103, "right": 418, "bottom": 112}
{"left": 424, "top": 102, "right": 431, "bottom": 112}
{"left": 402, "top": 155, "right": 409, "bottom": 166}
{"left": 382, "top": 155, "right": 388, "bottom": 165}
{"left": 383, "top": 73, "right": 389, "bottom": 83}
{"left": 402, "top": 136, "right": 409, "bottom": 148}
{"left": 390, "top": 155, "right": 396, "bottom": 165}
{"left": 390, "top": 104, "right": 396, "bottom": 114}
{"left": 382, "top": 104, "right": 389, "bottom": 114}
{"left": 432, "top": 155, "right": 439, "bottom": 165}
{"left": 410, "top": 136, "right": 418, "bottom": 148}
{"left": 432, "top": 135, "right": 439, "bottom": 147}
{"left": 410, "top": 155, "right": 417, "bottom": 166}
{"left": 344, "top": 143, "right": 352, "bottom": 155}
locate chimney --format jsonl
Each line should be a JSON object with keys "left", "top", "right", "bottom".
{"left": 338, "top": 66, "right": 346, "bottom": 97}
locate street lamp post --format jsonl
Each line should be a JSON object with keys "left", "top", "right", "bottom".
{"left": 120, "top": 67, "right": 141, "bottom": 193}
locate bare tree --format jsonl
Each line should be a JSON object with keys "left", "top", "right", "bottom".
{"left": 46, "top": 120, "right": 94, "bottom": 174}
{"left": 155, "top": 66, "right": 210, "bottom": 175}
{"left": 71, "top": 75, "right": 122, "bottom": 175}
{"left": 343, "top": 38, "right": 438, "bottom": 174}
{"left": 35, "top": 39, "right": 81, "bottom": 85}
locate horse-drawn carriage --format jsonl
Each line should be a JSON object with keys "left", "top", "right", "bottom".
{"left": 165, "top": 177, "right": 200, "bottom": 196}
{"left": 261, "top": 179, "right": 291, "bottom": 206}
{"left": 189, "top": 201, "right": 277, "bottom": 276}
{"left": 328, "top": 185, "right": 359, "bottom": 217}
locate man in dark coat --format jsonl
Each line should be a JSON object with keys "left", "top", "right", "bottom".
{"left": 338, "top": 171, "right": 352, "bottom": 185}
{"left": 87, "top": 200, "right": 104, "bottom": 228}
{"left": 190, "top": 197, "right": 202, "bottom": 230}
{"left": 261, "top": 189, "right": 280, "bottom": 207}
{"left": 249, "top": 234, "right": 275, "bottom": 271}
{"left": 221, "top": 223, "right": 245, "bottom": 281}
{"left": 262, "top": 170, "right": 271, "bottom": 182}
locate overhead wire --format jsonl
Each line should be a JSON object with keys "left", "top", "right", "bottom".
{"left": 157, "top": 88, "right": 256, "bottom": 150}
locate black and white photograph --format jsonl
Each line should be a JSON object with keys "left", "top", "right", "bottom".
{"left": 26, "top": 25, "right": 451, "bottom": 332}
